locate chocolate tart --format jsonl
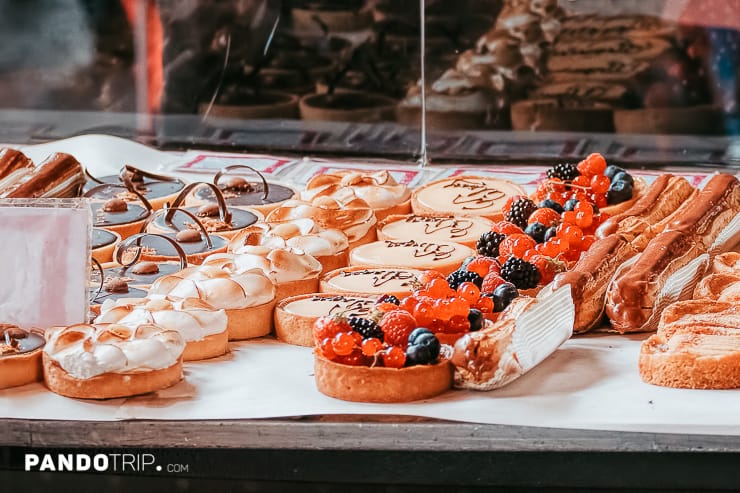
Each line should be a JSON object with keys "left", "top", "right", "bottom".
{"left": 314, "top": 355, "right": 453, "bottom": 402}
{"left": 274, "top": 292, "right": 378, "bottom": 347}
{"left": 134, "top": 208, "right": 228, "bottom": 265}
{"left": 89, "top": 264, "right": 148, "bottom": 316}
{"left": 91, "top": 228, "right": 121, "bottom": 264}
{"left": 146, "top": 182, "right": 262, "bottom": 240}
{"left": 0, "top": 326, "right": 44, "bottom": 390}
{"left": 86, "top": 184, "right": 152, "bottom": 240}
{"left": 101, "top": 232, "right": 188, "bottom": 289}
{"left": 299, "top": 91, "right": 397, "bottom": 122}
{"left": 84, "top": 165, "right": 186, "bottom": 210}
{"left": 185, "top": 165, "right": 297, "bottom": 216}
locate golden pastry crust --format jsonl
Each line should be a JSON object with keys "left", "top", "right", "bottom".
{"left": 225, "top": 301, "right": 276, "bottom": 340}
{"left": 0, "top": 347, "right": 43, "bottom": 390}
{"left": 314, "top": 355, "right": 453, "bottom": 403}
{"left": 43, "top": 353, "right": 183, "bottom": 399}
{"left": 182, "top": 331, "right": 229, "bottom": 361}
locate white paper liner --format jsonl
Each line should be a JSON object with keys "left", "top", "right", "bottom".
{"left": 454, "top": 286, "right": 574, "bottom": 391}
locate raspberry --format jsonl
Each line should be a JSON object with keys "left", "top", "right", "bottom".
{"left": 577, "top": 153, "right": 607, "bottom": 177}
{"left": 465, "top": 256, "right": 498, "bottom": 277}
{"left": 528, "top": 208, "right": 561, "bottom": 227}
{"left": 476, "top": 231, "right": 506, "bottom": 257}
{"left": 446, "top": 269, "right": 483, "bottom": 290}
{"left": 530, "top": 255, "right": 565, "bottom": 285}
{"left": 500, "top": 257, "right": 541, "bottom": 289}
{"left": 504, "top": 197, "right": 538, "bottom": 229}
{"left": 313, "top": 315, "right": 351, "bottom": 343}
{"left": 546, "top": 162, "right": 579, "bottom": 181}
{"left": 491, "top": 221, "right": 524, "bottom": 235}
{"left": 380, "top": 310, "right": 417, "bottom": 346}
{"left": 481, "top": 272, "right": 507, "bottom": 294}
{"left": 419, "top": 270, "right": 445, "bottom": 286}
{"left": 348, "top": 316, "right": 384, "bottom": 341}
{"left": 498, "top": 233, "right": 536, "bottom": 259}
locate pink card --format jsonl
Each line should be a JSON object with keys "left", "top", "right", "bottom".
{"left": 0, "top": 199, "right": 90, "bottom": 328}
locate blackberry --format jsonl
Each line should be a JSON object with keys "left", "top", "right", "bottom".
{"left": 446, "top": 270, "right": 483, "bottom": 290}
{"left": 377, "top": 294, "right": 400, "bottom": 305}
{"left": 476, "top": 231, "right": 505, "bottom": 257}
{"left": 348, "top": 317, "right": 384, "bottom": 341}
{"left": 546, "top": 162, "right": 579, "bottom": 181}
{"left": 500, "top": 257, "right": 540, "bottom": 290}
{"left": 505, "top": 197, "right": 538, "bottom": 229}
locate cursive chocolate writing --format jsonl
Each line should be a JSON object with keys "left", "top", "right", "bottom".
{"left": 340, "top": 269, "right": 418, "bottom": 288}
{"left": 442, "top": 178, "right": 506, "bottom": 210}
{"left": 385, "top": 240, "right": 456, "bottom": 261}
{"left": 404, "top": 216, "right": 474, "bottom": 239}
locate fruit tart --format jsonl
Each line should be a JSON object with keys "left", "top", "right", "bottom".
{"left": 148, "top": 264, "right": 276, "bottom": 340}
{"left": 0, "top": 325, "right": 45, "bottom": 390}
{"left": 146, "top": 182, "right": 263, "bottom": 240}
{"left": 43, "top": 323, "right": 185, "bottom": 399}
{"left": 301, "top": 170, "right": 412, "bottom": 221}
{"left": 96, "top": 297, "right": 229, "bottom": 361}
{"left": 185, "top": 165, "right": 297, "bottom": 216}
{"left": 275, "top": 293, "right": 378, "bottom": 347}
{"left": 312, "top": 306, "right": 453, "bottom": 403}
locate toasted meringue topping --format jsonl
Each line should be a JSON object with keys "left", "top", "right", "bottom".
{"left": 96, "top": 297, "right": 228, "bottom": 341}
{"left": 148, "top": 265, "right": 275, "bottom": 309}
{"left": 266, "top": 197, "right": 376, "bottom": 244}
{"left": 44, "top": 323, "right": 185, "bottom": 379}
{"left": 203, "top": 249, "right": 321, "bottom": 283}
{"left": 301, "top": 170, "right": 411, "bottom": 210}
{"left": 238, "top": 219, "right": 349, "bottom": 258}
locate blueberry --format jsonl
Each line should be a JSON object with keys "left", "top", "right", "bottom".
{"left": 543, "top": 226, "right": 558, "bottom": 242}
{"left": 563, "top": 198, "right": 579, "bottom": 211}
{"left": 458, "top": 255, "right": 477, "bottom": 272}
{"left": 607, "top": 180, "right": 633, "bottom": 205}
{"left": 406, "top": 328, "right": 440, "bottom": 365}
{"left": 493, "top": 283, "right": 519, "bottom": 312}
{"left": 467, "top": 308, "right": 483, "bottom": 331}
{"left": 524, "top": 222, "right": 547, "bottom": 243}
{"left": 605, "top": 165, "right": 626, "bottom": 182}
{"left": 612, "top": 171, "right": 634, "bottom": 186}
{"left": 538, "top": 199, "right": 564, "bottom": 214}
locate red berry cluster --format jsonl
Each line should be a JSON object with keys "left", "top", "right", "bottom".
{"left": 533, "top": 153, "right": 611, "bottom": 208}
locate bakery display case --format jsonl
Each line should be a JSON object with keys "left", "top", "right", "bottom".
{"left": 1, "top": 1, "right": 740, "bottom": 491}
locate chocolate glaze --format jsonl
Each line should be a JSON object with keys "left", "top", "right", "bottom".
{"left": 385, "top": 239, "right": 456, "bottom": 261}
{"left": 91, "top": 201, "right": 149, "bottom": 227}
{"left": 7, "top": 152, "right": 84, "bottom": 198}
{"left": 152, "top": 207, "right": 259, "bottom": 233}
{"left": 91, "top": 228, "right": 118, "bottom": 250}
{"left": 402, "top": 216, "right": 475, "bottom": 239}
{"left": 441, "top": 178, "right": 507, "bottom": 211}
{"left": 0, "top": 148, "right": 32, "bottom": 180}
{"left": 608, "top": 174, "right": 739, "bottom": 330}
{"left": 0, "top": 326, "right": 44, "bottom": 356}
{"left": 137, "top": 233, "right": 227, "bottom": 256}
{"left": 193, "top": 182, "right": 294, "bottom": 206}
{"left": 306, "top": 295, "right": 376, "bottom": 318}
{"left": 104, "top": 262, "right": 181, "bottom": 285}
{"left": 84, "top": 174, "right": 185, "bottom": 200}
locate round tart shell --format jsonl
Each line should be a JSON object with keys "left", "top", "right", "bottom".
{"left": 0, "top": 347, "right": 43, "bottom": 390}
{"left": 411, "top": 175, "right": 526, "bottom": 221}
{"left": 314, "top": 355, "right": 453, "bottom": 402}
{"left": 92, "top": 230, "right": 121, "bottom": 264}
{"left": 373, "top": 198, "right": 412, "bottom": 223}
{"left": 42, "top": 353, "right": 183, "bottom": 399}
{"left": 274, "top": 277, "right": 320, "bottom": 305}
{"left": 376, "top": 213, "right": 490, "bottom": 249}
{"left": 320, "top": 265, "right": 420, "bottom": 299}
{"left": 183, "top": 331, "right": 229, "bottom": 361}
{"left": 274, "top": 291, "right": 376, "bottom": 347}
{"left": 225, "top": 300, "right": 277, "bottom": 341}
